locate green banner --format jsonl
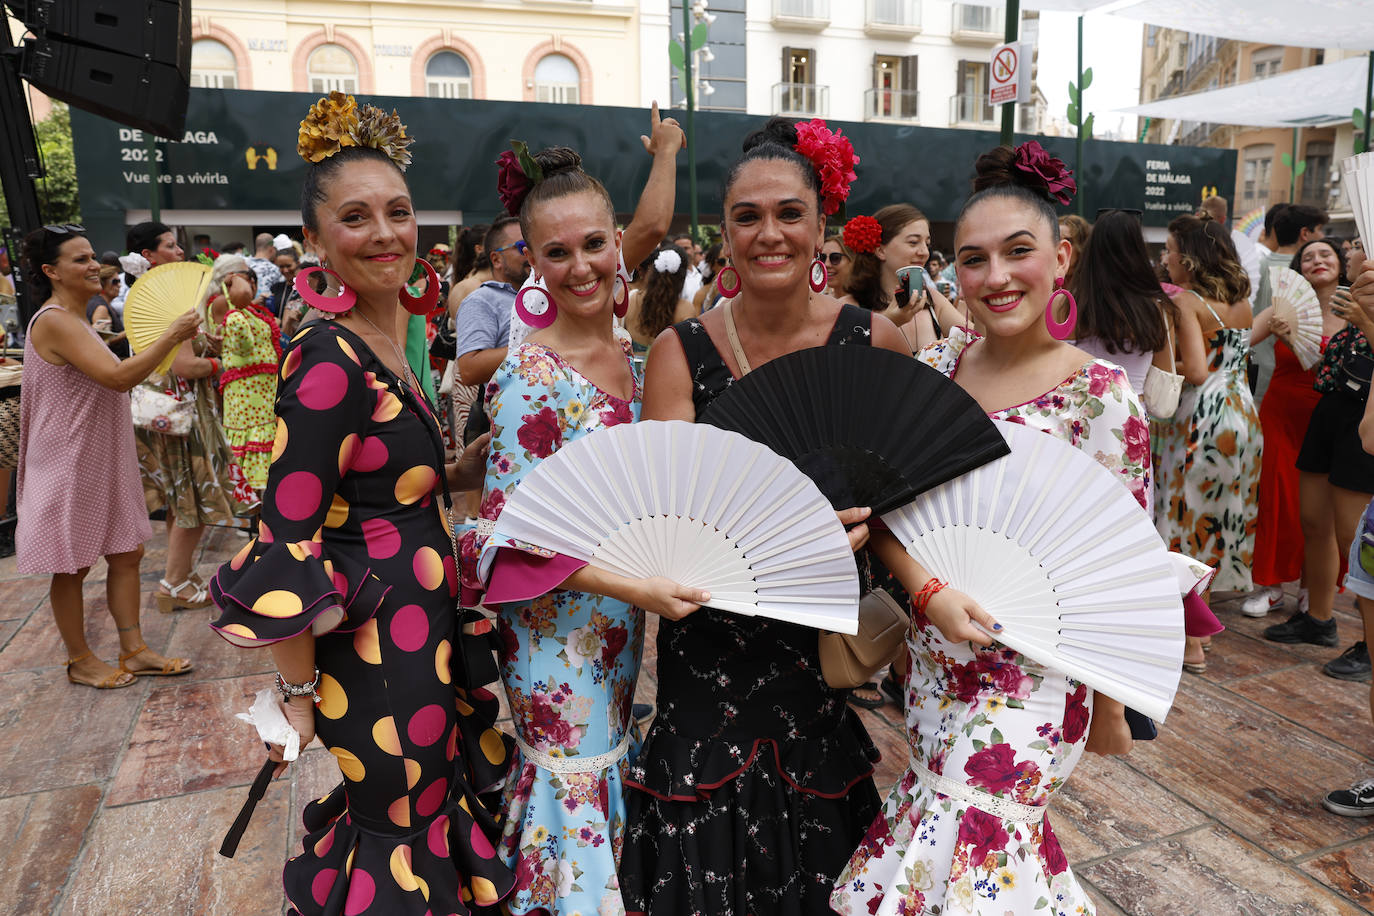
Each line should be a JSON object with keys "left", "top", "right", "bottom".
{"left": 71, "top": 88, "right": 1236, "bottom": 246}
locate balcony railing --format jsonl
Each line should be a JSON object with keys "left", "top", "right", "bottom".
{"left": 772, "top": 0, "right": 830, "bottom": 28}
{"left": 865, "top": 88, "right": 919, "bottom": 121}
{"left": 865, "top": 0, "right": 921, "bottom": 35}
{"left": 949, "top": 92, "right": 995, "bottom": 126}
{"left": 773, "top": 82, "right": 829, "bottom": 117}
{"left": 951, "top": 3, "right": 1003, "bottom": 41}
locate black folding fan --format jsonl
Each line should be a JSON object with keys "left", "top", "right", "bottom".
{"left": 698, "top": 346, "right": 1010, "bottom": 515}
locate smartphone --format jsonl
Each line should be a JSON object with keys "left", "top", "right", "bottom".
{"left": 895, "top": 266, "right": 930, "bottom": 309}
{"left": 1333, "top": 285, "right": 1353, "bottom": 317}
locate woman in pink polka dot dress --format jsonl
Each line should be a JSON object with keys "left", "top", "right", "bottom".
{"left": 209, "top": 96, "right": 515, "bottom": 916}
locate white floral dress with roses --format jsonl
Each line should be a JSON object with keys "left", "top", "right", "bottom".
{"left": 467, "top": 340, "right": 644, "bottom": 916}
{"left": 832, "top": 328, "right": 1151, "bottom": 916}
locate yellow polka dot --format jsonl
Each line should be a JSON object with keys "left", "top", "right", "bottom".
{"left": 390, "top": 844, "right": 421, "bottom": 892}
{"left": 251, "top": 590, "right": 303, "bottom": 618}
{"left": 330, "top": 746, "right": 365, "bottom": 782}
{"left": 394, "top": 466, "right": 437, "bottom": 506}
{"left": 471, "top": 876, "right": 499, "bottom": 907}
{"left": 220, "top": 623, "right": 257, "bottom": 640}
{"left": 325, "top": 493, "right": 350, "bottom": 529}
{"left": 435, "top": 640, "right": 452, "bottom": 686}
{"left": 458, "top": 795, "right": 473, "bottom": 817}
{"left": 387, "top": 795, "right": 411, "bottom": 827}
{"left": 337, "top": 336, "right": 359, "bottom": 364}
{"left": 271, "top": 418, "right": 288, "bottom": 462}
{"left": 287, "top": 542, "right": 309, "bottom": 561}
{"left": 372, "top": 715, "right": 402, "bottom": 755}
{"left": 229, "top": 540, "right": 253, "bottom": 570}
{"left": 373, "top": 391, "right": 402, "bottom": 422}
{"left": 404, "top": 757, "right": 422, "bottom": 790}
{"left": 354, "top": 619, "right": 381, "bottom": 664}
{"left": 414, "top": 546, "right": 444, "bottom": 591}
{"left": 338, "top": 433, "right": 359, "bottom": 476}
{"left": 292, "top": 326, "right": 313, "bottom": 342}
{"left": 312, "top": 825, "right": 335, "bottom": 857}
{"left": 480, "top": 728, "right": 507, "bottom": 766}
{"left": 317, "top": 673, "right": 347, "bottom": 720}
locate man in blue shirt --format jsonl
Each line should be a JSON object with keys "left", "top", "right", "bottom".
{"left": 455, "top": 216, "right": 529, "bottom": 388}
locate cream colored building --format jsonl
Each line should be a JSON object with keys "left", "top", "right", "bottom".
{"left": 187, "top": 0, "right": 641, "bottom": 106}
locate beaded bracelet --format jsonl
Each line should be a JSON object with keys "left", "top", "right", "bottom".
{"left": 275, "top": 668, "right": 321, "bottom": 704}
{"left": 912, "top": 577, "right": 948, "bottom": 615}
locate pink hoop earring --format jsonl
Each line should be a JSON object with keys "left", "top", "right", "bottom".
{"left": 613, "top": 253, "right": 630, "bottom": 319}
{"left": 294, "top": 266, "right": 356, "bottom": 314}
{"left": 398, "top": 258, "right": 441, "bottom": 316}
{"left": 515, "top": 275, "right": 557, "bottom": 329}
{"left": 808, "top": 254, "right": 828, "bottom": 293}
{"left": 715, "top": 264, "right": 741, "bottom": 299}
{"left": 1045, "top": 278, "right": 1078, "bottom": 340}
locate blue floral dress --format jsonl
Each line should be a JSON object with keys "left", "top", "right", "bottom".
{"left": 468, "top": 339, "right": 643, "bottom": 916}
{"left": 832, "top": 328, "right": 1150, "bottom": 916}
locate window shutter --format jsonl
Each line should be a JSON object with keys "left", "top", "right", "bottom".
{"left": 902, "top": 55, "right": 918, "bottom": 92}
{"left": 782, "top": 46, "right": 793, "bottom": 83}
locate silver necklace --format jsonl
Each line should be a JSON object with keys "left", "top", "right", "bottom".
{"left": 353, "top": 309, "right": 417, "bottom": 390}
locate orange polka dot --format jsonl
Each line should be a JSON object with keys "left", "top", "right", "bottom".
{"left": 390, "top": 844, "right": 423, "bottom": 893}
{"left": 435, "top": 640, "right": 452, "bottom": 685}
{"left": 330, "top": 746, "right": 365, "bottom": 782}
{"left": 229, "top": 540, "right": 253, "bottom": 571}
{"left": 394, "top": 466, "right": 437, "bottom": 506}
{"left": 471, "top": 876, "right": 499, "bottom": 907}
{"left": 372, "top": 716, "right": 402, "bottom": 755}
{"left": 325, "top": 493, "right": 350, "bottom": 529}
{"left": 372, "top": 391, "right": 402, "bottom": 423}
{"left": 251, "top": 590, "right": 303, "bottom": 618}
{"left": 480, "top": 728, "right": 507, "bottom": 766}
{"left": 354, "top": 620, "right": 381, "bottom": 664}
{"left": 387, "top": 795, "right": 411, "bottom": 827}
{"left": 271, "top": 418, "right": 288, "bottom": 462}
{"left": 219, "top": 623, "right": 257, "bottom": 640}
{"left": 287, "top": 542, "right": 310, "bottom": 561}
{"left": 338, "top": 433, "right": 360, "bottom": 476}
{"left": 281, "top": 347, "right": 303, "bottom": 380}
{"left": 337, "top": 336, "right": 360, "bottom": 364}
{"left": 317, "top": 673, "right": 347, "bottom": 719}
{"left": 413, "top": 546, "right": 444, "bottom": 591}
{"left": 404, "top": 757, "right": 422, "bottom": 790}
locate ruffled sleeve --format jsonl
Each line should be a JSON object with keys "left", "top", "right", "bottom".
{"left": 917, "top": 325, "right": 974, "bottom": 374}
{"left": 209, "top": 323, "right": 389, "bottom": 647}
{"left": 222, "top": 309, "right": 252, "bottom": 368}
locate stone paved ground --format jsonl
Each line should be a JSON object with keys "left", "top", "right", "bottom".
{"left": 2, "top": 522, "right": 1371, "bottom": 914}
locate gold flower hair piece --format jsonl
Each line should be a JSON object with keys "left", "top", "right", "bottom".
{"left": 297, "top": 91, "right": 414, "bottom": 171}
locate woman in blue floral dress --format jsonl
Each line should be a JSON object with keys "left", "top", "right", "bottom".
{"left": 833, "top": 143, "right": 1146, "bottom": 916}
{"left": 464, "top": 145, "right": 706, "bottom": 916}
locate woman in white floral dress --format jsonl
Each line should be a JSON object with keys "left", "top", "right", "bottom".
{"left": 832, "top": 143, "right": 1145, "bottom": 916}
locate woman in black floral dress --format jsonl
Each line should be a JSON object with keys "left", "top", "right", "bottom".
{"left": 623, "top": 117, "right": 910, "bottom": 915}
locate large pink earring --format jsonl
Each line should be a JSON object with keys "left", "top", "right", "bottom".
{"left": 715, "top": 264, "right": 741, "bottom": 299}
{"left": 294, "top": 266, "right": 356, "bottom": 314}
{"left": 613, "top": 253, "right": 630, "bottom": 319}
{"left": 809, "top": 253, "right": 828, "bottom": 293}
{"left": 398, "top": 258, "right": 441, "bottom": 316}
{"left": 515, "top": 275, "right": 556, "bottom": 328}
{"left": 1045, "top": 278, "right": 1078, "bottom": 340}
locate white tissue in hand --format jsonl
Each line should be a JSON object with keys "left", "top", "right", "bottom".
{"left": 236, "top": 687, "right": 300, "bottom": 761}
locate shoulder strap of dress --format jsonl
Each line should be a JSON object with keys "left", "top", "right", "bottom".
{"left": 829, "top": 303, "right": 872, "bottom": 345}
{"left": 721, "top": 299, "right": 752, "bottom": 374}
{"left": 1187, "top": 288, "right": 1225, "bottom": 329}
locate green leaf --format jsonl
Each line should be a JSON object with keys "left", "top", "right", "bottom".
{"left": 991, "top": 728, "right": 1005, "bottom": 745}
{"left": 668, "top": 40, "right": 685, "bottom": 70}
{"left": 1067, "top": 103, "right": 1079, "bottom": 123}
{"left": 1357, "top": 136, "right": 1368, "bottom": 155}
{"left": 1081, "top": 67, "right": 1094, "bottom": 91}
{"left": 691, "top": 22, "right": 710, "bottom": 50}
{"left": 1280, "top": 151, "right": 1294, "bottom": 168}
{"left": 1295, "top": 160, "right": 1307, "bottom": 178}
{"left": 1067, "top": 81, "right": 1078, "bottom": 104}
{"left": 1082, "top": 113, "right": 1094, "bottom": 137}
{"left": 1354, "top": 108, "right": 1367, "bottom": 130}
{"left": 509, "top": 139, "right": 544, "bottom": 182}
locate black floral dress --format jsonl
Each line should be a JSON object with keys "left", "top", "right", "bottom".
{"left": 620, "top": 304, "right": 882, "bottom": 916}
{"left": 209, "top": 320, "right": 515, "bottom": 916}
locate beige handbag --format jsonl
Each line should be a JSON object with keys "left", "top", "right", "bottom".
{"left": 819, "top": 588, "right": 910, "bottom": 689}
{"left": 1142, "top": 308, "right": 1183, "bottom": 419}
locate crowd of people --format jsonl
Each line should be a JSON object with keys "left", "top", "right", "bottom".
{"left": 10, "top": 89, "right": 1374, "bottom": 916}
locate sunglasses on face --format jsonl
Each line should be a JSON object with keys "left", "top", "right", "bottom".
{"left": 493, "top": 240, "right": 528, "bottom": 255}
{"left": 823, "top": 251, "right": 849, "bottom": 266}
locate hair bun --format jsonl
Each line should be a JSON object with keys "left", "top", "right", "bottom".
{"left": 532, "top": 146, "right": 583, "bottom": 179}
{"left": 970, "top": 145, "right": 1019, "bottom": 194}
{"left": 741, "top": 116, "right": 799, "bottom": 154}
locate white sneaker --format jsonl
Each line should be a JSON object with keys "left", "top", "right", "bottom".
{"left": 1298, "top": 588, "right": 1310, "bottom": 613}
{"left": 1241, "top": 587, "right": 1283, "bottom": 618}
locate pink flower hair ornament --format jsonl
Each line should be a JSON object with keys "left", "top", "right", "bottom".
{"left": 792, "top": 119, "right": 859, "bottom": 217}
{"left": 496, "top": 139, "right": 544, "bottom": 217}
{"left": 1012, "top": 140, "right": 1077, "bottom": 207}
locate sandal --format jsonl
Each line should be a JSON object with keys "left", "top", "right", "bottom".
{"left": 119, "top": 642, "right": 193, "bottom": 677}
{"left": 1182, "top": 658, "right": 1208, "bottom": 674}
{"left": 66, "top": 651, "right": 136, "bottom": 689}
{"left": 847, "top": 682, "right": 886, "bottom": 710}
{"left": 881, "top": 672, "right": 903, "bottom": 705}
{"left": 155, "top": 577, "right": 211, "bottom": 613}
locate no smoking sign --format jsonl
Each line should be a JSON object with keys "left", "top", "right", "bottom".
{"left": 990, "top": 41, "right": 1031, "bottom": 106}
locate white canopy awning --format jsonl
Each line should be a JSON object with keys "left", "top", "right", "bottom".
{"left": 1115, "top": 56, "right": 1369, "bottom": 128}
{"left": 1107, "top": 0, "right": 1374, "bottom": 50}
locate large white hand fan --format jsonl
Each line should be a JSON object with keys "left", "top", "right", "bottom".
{"left": 485, "top": 420, "right": 861, "bottom": 633}
{"left": 1342, "top": 151, "right": 1374, "bottom": 251}
{"left": 1269, "top": 266, "right": 1323, "bottom": 370}
{"left": 124, "top": 261, "right": 212, "bottom": 373}
{"left": 882, "top": 420, "right": 1184, "bottom": 722}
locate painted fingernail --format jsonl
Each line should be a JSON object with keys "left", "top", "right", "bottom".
{"left": 992, "top": 623, "right": 1003, "bottom": 631}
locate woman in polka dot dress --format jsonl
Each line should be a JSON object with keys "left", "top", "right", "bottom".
{"left": 465, "top": 145, "right": 707, "bottom": 916}
{"left": 209, "top": 95, "right": 515, "bottom": 916}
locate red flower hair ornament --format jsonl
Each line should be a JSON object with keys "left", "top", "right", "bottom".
{"left": 842, "top": 215, "right": 882, "bottom": 254}
{"left": 1012, "top": 140, "right": 1077, "bottom": 207}
{"left": 792, "top": 119, "right": 859, "bottom": 217}
{"left": 496, "top": 139, "right": 544, "bottom": 217}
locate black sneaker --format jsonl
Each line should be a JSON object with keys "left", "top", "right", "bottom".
{"left": 1323, "top": 641, "right": 1371, "bottom": 682}
{"left": 1263, "top": 611, "right": 1339, "bottom": 646}
{"left": 1322, "top": 777, "right": 1374, "bottom": 817}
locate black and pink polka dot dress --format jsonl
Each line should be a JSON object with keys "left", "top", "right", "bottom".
{"left": 210, "top": 319, "right": 515, "bottom": 916}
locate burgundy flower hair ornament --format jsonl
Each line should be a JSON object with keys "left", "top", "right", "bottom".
{"left": 496, "top": 139, "right": 544, "bottom": 217}
{"left": 1012, "top": 140, "right": 1076, "bottom": 206}
{"left": 842, "top": 215, "right": 882, "bottom": 254}
{"left": 793, "top": 119, "right": 859, "bottom": 217}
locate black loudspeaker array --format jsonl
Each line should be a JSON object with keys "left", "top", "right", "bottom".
{"left": 6, "top": 0, "right": 191, "bottom": 137}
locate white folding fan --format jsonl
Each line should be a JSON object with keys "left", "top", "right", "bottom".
{"left": 1269, "top": 266, "right": 1324, "bottom": 370}
{"left": 485, "top": 420, "right": 861, "bottom": 633}
{"left": 881, "top": 420, "right": 1185, "bottom": 722}
{"left": 1343, "top": 151, "right": 1374, "bottom": 251}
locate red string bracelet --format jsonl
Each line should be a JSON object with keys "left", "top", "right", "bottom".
{"left": 913, "top": 577, "right": 947, "bottom": 615}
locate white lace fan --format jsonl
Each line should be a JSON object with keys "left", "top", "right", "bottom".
{"left": 1269, "top": 266, "right": 1324, "bottom": 370}
{"left": 882, "top": 420, "right": 1184, "bottom": 722}
{"left": 485, "top": 420, "right": 861, "bottom": 633}
{"left": 1342, "top": 151, "right": 1374, "bottom": 250}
